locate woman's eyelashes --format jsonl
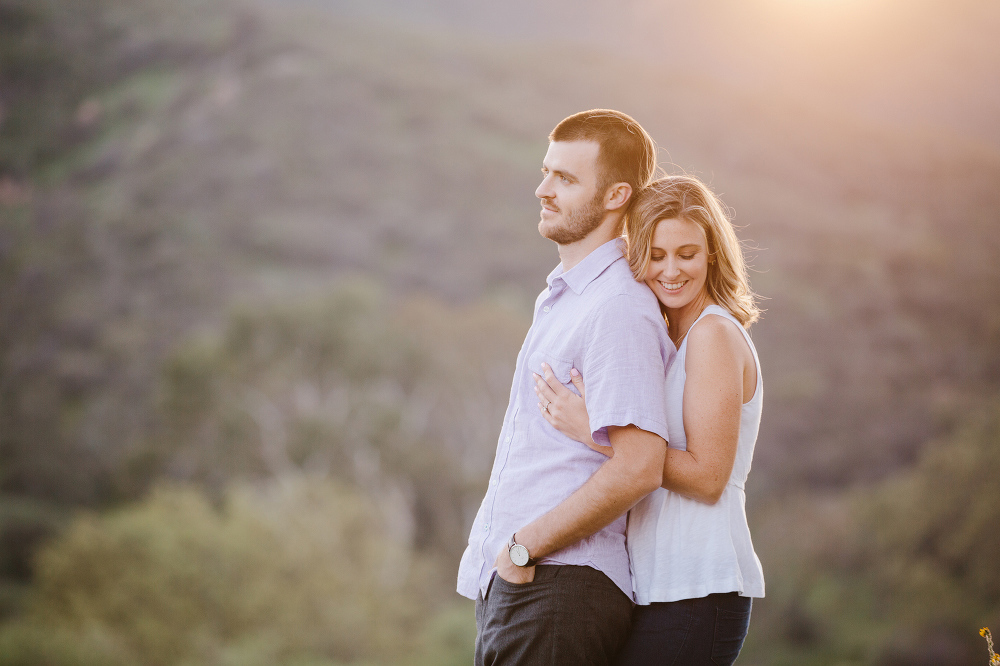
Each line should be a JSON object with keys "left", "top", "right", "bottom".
{"left": 650, "top": 250, "right": 699, "bottom": 263}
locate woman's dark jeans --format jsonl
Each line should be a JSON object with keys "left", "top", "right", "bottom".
{"left": 615, "top": 592, "right": 752, "bottom": 665}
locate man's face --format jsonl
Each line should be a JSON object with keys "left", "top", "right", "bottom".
{"left": 535, "top": 140, "right": 608, "bottom": 245}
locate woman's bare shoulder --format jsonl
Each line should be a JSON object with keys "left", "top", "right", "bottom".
{"left": 685, "top": 312, "right": 750, "bottom": 360}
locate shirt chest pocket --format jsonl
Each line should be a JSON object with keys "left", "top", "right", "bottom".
{"left": 527, "top": 350, "right": 576, "bottom": 390}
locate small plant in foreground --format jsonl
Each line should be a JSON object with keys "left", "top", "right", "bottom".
{"left": 981, "top": 628, "right": 999, "bottom": 665}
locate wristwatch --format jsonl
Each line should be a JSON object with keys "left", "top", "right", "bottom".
{"left": 508, "top": 533, "right": 537, "bottom": 567}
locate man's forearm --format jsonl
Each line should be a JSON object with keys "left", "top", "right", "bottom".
{"left": 514, "top": 424, "right": 665, "bottom": 559}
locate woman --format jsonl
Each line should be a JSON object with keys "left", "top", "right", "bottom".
{"left": 533, "top": 175, "right": 764, "bottom": 665}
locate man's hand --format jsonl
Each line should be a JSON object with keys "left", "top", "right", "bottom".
{"left": 495, "top": 545, "right": 535, "bottom": 584}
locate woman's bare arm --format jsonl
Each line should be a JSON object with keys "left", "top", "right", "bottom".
{"left": 534, "top": 314, "right": 753, "bottom": 504}
{"left": 662, "top": 315, "right": 752, "bottom": 504}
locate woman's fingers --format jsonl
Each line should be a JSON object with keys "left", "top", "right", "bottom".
{"left": 534, "top": 363, "right": 587, "bottom": 426}
{"left": 569, "top": 367, "right": 586, "bottom": 399}
{"left": 537, "top": 389, "right": 560, "bottom": 425}
{"left": 540, "top": 363, "right": 569, "bottom": 395}
{"left": 533, "top": 372, "right": 557, "bottom": 405}
{"left": 534, "top": 363, "right": 584, "bottom": 398}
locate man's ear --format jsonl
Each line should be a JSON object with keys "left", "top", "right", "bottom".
{"left": 604, "top": 182, "right": 632, "bottom": 211}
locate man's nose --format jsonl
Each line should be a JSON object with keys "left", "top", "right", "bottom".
{"left": 535, "top": 175, "right": 554, "bottom": 200}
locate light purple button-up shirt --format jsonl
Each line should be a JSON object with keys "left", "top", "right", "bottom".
{"left": 456, "top": 238, "right": 674, "bottom": 600}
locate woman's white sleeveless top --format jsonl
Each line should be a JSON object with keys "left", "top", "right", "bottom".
{"left": 628, "top": 304, "right": 765, "bottom": 604}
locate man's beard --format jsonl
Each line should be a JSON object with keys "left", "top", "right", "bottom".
{"left": 540, "top": 190, "right": 606, "bottom": 245}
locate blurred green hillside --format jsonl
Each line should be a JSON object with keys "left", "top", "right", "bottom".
{"left": 1, "top": 0, "right": 999, "bottom": 663}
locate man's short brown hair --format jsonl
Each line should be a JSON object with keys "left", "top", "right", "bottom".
{"left": 549, "top": 109, "right": 657, "bottom": 209}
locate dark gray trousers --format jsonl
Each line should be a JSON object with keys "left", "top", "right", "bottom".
{"left": 475, "top": 565, "right": 633, "bottom": 666}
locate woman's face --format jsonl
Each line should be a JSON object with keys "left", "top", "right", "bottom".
{"left": 642, "top": 217, "right": 711, "bottom": 311}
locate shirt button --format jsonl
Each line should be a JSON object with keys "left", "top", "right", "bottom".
{"left": 543, "top": 306, "right": 551, "bottom": 313}
{"left": 483, "top": 523, "right": 490, "bottom": 532}
{"left": 505, "top": 436, "right": 511, "bottom": 443}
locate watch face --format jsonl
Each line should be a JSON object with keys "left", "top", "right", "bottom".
{"left": 509, "top": 543, "right": 530, "bottom": 567}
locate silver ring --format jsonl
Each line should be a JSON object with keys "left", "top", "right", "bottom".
{"left": 544, "top": 401, "right": 551, "bottom": 412}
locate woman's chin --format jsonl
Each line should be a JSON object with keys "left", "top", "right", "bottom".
{"left": 648, "top": 283, "right": 688, "bottom": 309}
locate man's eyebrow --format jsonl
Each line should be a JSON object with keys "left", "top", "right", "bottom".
{"left": 541, "top": 165, "right": 579, "bottom": 182}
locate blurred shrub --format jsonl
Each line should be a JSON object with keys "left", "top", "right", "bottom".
{"left": 0, "top": 622, "right": 127, "bottom": 666}
{"left": 0, "top": 498, "right": 67, "bottom": 620}
{"left": 743, "top": 401, "right": 1000, "bottom": 665}
{"left": 856, "top": 400, "right": 1000, "bottom": 663}
{"left": 24, "top": 478, "right": 442, "bottom": 665}
{"left": 411, "top": 600, "right": 476, "bottom": 666}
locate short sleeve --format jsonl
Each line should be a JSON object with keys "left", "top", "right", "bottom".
{"left": 582, "top": 294, "right": 672, "bottom": 444}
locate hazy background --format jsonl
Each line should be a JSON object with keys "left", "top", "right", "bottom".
{"left": 1, "top": 0, "right": 999, "bottom": 664}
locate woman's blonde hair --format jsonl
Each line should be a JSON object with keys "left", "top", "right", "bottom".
{"left": 625, "top": 175, "right": 761, "bottom": 328}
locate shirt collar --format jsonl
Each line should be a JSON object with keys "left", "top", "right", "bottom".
{"left": 546, "top": 238, "right": 627, "bottom": 295}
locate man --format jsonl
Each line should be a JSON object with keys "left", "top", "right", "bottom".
{"left": 457, "top": 109, "right": 675, "bottom": 665}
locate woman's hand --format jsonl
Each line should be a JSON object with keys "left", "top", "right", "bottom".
{"left": 534, "top": 363, "right": 614, "bottom": 457}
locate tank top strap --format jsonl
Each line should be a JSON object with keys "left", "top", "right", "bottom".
{"left": 697, "top": 304, "right": 741, "bottom": 330}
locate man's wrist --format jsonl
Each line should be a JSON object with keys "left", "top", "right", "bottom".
{"left": 507, "top": 533, "right": 537, "bottom": 567}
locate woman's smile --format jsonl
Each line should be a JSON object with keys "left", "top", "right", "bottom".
{"left": 656, "top": 279, "right": 689, "bottom": 293}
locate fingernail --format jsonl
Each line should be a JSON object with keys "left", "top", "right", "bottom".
{"left": 541, "top": 362, "right": 549, "bottom": 369}
{"left": 571, "top": 368, "right": 580, "bottom": 377}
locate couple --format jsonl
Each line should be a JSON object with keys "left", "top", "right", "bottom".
{"left": 456, "top": 109, "right": 764, "bottom": 665}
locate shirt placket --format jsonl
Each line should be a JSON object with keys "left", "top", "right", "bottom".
{"left": 476, "top": 279, "right": 566, "bottom": 593}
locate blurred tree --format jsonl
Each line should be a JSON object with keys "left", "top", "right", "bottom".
{"left": 743, "top": 401, "right": 1000, "bottom": 665}
{"left": 23, "top": 478, "right": 440, "bottom": 665}
{"left": 857, "top": 400, "right": 1000, "bottom": 664}
{"left": 146, "top": 280, "right": 523, "bottom": 562}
